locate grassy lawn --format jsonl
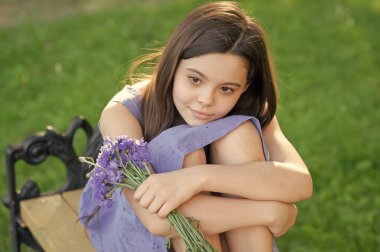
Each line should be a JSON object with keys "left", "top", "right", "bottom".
{"left": 1, "top": 0, "right": 379, "bottom": 251}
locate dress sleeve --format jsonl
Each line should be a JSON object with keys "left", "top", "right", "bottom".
{"left": 147, "top": 115, "right": 270, "bottom": 174}
{"left": 109, "top": 85, "right": 143, "bottom": 124}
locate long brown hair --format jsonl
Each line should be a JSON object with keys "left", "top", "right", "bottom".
{"left": 132, "top": 1, "right": 278, "bottom": 141}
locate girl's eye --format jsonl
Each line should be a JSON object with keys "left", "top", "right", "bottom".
{"left": 220, "top": 86, "right": 233, "bottom": 94}
{"left": 189, "top": 76, "right": 201, "bottom": 85}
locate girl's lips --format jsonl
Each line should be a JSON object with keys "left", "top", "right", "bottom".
{"left": 190, "top": 109, "right": 213, "bottom": 120}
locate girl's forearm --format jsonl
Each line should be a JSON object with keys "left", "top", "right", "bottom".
{"left": 198, "top": 118, "right": 312, "bottom": 204}
{"left": 196, "top": 161, "right": 312, "bottom": 203}
{"left": 124, "top": 188, "right": 283, "bottom": 237}
{"left": 178, "top": 194, "right": 275, "bottom": 235}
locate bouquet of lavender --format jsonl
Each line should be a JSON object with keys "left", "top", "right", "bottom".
{"left": 79, "top": 135, "right": 216, "bottom": 252}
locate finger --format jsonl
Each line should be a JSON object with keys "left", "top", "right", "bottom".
{"left": 138, "top": 190, "right": 155, "bottom": 208}
{"left": 134, "top": 182, "right": 149, "bottom": 200}
{"left": 147, "top": 196, "right": 165, "bottom": 214}
{"left": 290, "top": 205, "right": 298, "bottom": 227}
{"left": 293, "top": 204, "right": 298, "bottom": 216}
{"left": 158, "top": 201, "right": 175, "bottom": 218}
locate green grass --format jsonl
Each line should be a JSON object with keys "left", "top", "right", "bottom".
{"left": 1, "top": 0, "right": 379, "bottom": 251}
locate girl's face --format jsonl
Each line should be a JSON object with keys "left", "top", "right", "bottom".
{"left": 173, "top": 53, "right": 249, "bottom": 126}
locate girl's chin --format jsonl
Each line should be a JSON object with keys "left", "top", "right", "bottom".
{"left": 183, "top": 118, "right": 213, "bottom": 127}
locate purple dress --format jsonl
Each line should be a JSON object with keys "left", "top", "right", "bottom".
{"left": 79, "top": 86, "right": 275, "bottom": 251}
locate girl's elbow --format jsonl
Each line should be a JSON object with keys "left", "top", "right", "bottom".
{"left": 298, "top": 172, "right": 313, "bottom": 201}
{"left": 287, "top": 172, "right": 313, "bottom": 202}
{"left": 145, "top": 218, "right": 171, "bottom": 237}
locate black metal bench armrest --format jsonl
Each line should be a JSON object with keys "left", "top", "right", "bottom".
{"left": 2, "top": 116, "right": 102, "bottom": 252}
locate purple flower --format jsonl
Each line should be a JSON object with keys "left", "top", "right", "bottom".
{"left": 84, "top": 135, "right": 151, "bottom": 208}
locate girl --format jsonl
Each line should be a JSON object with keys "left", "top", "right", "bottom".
{"left": 80, "top": 1, "right": 312, "bottom": 251}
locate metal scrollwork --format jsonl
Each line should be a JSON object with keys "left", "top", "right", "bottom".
{"left": 2, "top": 115, "right": 102, "bottom": 252}
{"left": 23, "top": 135, "right": 49, "bottom": 165}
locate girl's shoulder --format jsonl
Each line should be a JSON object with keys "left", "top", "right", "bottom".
{"left": 110, "top": 82, "right": 145, "bottom": 102}
{"left": 105, "top": 81, "right": 149, "bottom": 125}
{"left": 132, "top": 80, "right": 149, "bottom": 94}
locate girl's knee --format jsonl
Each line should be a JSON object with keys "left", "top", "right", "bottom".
{"left": 183, "top": 147, "right": 206, "bottom": 167}
{"left": 211, "top": 121, "right": 264, "bottom": 164}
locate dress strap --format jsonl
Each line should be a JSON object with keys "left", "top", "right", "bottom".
{"left": 147, "top": 115, "right": 269, "bottom": 174}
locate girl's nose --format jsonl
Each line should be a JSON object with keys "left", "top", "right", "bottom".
{"left": 197, "top": 90, "right": 214, "bottom": 106}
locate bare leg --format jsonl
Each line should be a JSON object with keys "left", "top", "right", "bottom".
{"left": 224, "top": 226, "right": 273, "bottom": 252}
{"left": 171, "top": 233, "right": 222, "bottom": 252}
{"left": 171, "top": 148, "right": 222, "bottom": 252}
{"left": 210, "top": 121, "right": 273, "bottom": 252}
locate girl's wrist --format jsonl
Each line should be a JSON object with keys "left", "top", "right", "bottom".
{"left": 242, "top": 200, "right": 281, "bottom": 228}
{"left": 190, "top": 164, "right": 209, "bottom": 193}
{"left": 261, "top": 201, "right": 288, "bottom": 227}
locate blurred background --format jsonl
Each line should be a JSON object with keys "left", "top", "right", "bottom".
{"left": 1, "top": 0, "right": 379, "bottom": 251}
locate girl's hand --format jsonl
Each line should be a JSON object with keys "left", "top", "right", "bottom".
{"left": 267, "top": 202, "right": 298, "bottom": 237}
{"left": 134, "top": 168, "right": 202, "bottom": 218}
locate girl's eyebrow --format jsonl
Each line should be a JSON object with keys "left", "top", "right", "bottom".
{"left": 186, "top": 68, "right": 208, "bottom": 80}
{"left": 185, "top": 67, "right": 243, "bottom": 87}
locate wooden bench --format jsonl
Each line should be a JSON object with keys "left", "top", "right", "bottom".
{"left": 20, "top": 189, "right": 94, "bottom": 252}
{"left": 2, "top": 116, "right": 102, "bottom": 252}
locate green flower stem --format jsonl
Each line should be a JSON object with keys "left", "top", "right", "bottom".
{"left": 167, "top": 209, "right": 216, "bottom": 252}
{"left": 108, "top": 181, "right": 137, "bottom": 190}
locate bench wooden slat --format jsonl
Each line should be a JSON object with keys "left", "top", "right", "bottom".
{"left": 62, "top": 189, "right": 83, "bottom": 214}
{"left": 20, "top": 189, "right": 95, "bottom": 252}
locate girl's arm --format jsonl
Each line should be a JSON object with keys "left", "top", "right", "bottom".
{"left": 263, "top": 116, "right": 313, "bottom": 199}
{"left": 98, "top": 102, "right": 297, "bottom": 238}
{"left": 125, "top": 188, "right": 296, "bottom": 238}
{"left": 135, "top": 117, "right": 312, "bottom": 218}
{"left": 202, "top": 117, "right": 312, "bottom": 203}
{"left": 194, "top": 116, "right": 312, "bottom": 204}
{"left": 99, "top": 102, "right": 143, "bottom": 140}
